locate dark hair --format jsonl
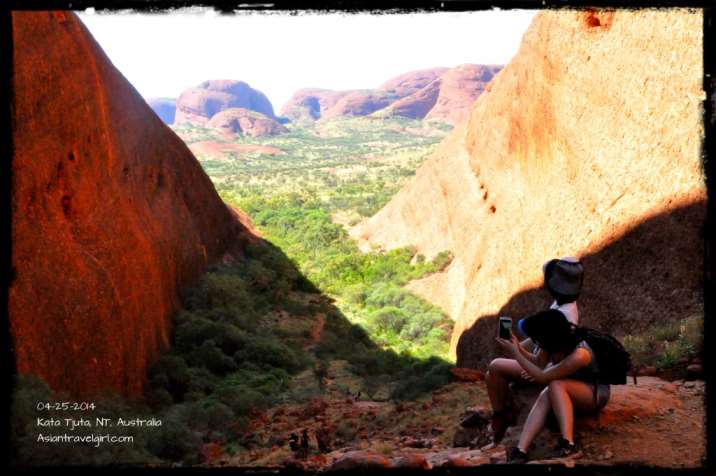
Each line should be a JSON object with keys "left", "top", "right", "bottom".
{"left": 544, "top": 260, "right": 579, "bottom": 304}
{"left": 521, "top": 309, "right": 578, "bottom": 355}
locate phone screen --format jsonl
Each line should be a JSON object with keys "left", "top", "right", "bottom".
{"left": 499, "top": 318, "right": 512, "bottom": 339}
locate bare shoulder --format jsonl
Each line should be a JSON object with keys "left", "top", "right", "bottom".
{"left": 570, "top": 346, "right": 592, "bottom": 366}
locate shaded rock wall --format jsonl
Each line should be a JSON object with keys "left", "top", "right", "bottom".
{"left": 352, "top": 9, "right": 705, "bottom": 363}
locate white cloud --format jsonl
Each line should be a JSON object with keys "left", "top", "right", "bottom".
{"left": 78, "top": 8, "right": 537, "bottom": 112}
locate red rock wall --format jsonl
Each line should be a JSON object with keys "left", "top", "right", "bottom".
{"left": 353, "top": 9, "right": 705, "bottom": 365}
{"left": 10, "top": 11, "right": 252, "bottom": 397}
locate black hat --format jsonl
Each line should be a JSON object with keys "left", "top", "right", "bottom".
{"left": 543, "top": 257, "right": 584, "bottom": 297}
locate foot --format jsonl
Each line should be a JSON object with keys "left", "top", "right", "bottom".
{"left": 552, "top": 437, "right": 581, "bottom": 458}
{"left": 491, "top": 407, "right": 517, "bottom": 444}
{"left": 506, "top": 446, "right": 529, "bottom": 464}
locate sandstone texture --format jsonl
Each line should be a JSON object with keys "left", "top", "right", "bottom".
{"left": 146, "top": 97, "right": 176, "bottom": 125}
{"left": 174, "top": 79, "right": 276, "bottom": 125}
{"left": 207, "top": 107, "right": 288, "bottom": 138}
{"left": 11, "top": 11, "right": 253, "bottom": 397}
{"left": 352, "top": 9, "right": 705, "bottom": 365}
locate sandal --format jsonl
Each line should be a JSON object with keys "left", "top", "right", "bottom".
{"left": 552, "top": 437, "right": 581, "bottom": 458}
{"left": 506, "top": 446, "right": 529, "bottom": 464}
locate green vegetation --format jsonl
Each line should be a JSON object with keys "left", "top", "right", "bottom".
{"left": 622, "top": 315, "right": 703, "bottom": 371}
{"left": 176, "top": 116, "right": 450, "bottom": 224}
{"left": 12, "top": 116, "right": 457, "bottom": 466}
{"left": 176, "top": 116, "right": 456, "bottom": 362}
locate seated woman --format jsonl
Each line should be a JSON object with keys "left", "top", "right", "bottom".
{"left": 494, "top": 309, "right": 610, "bottom": 463}
{"left": 484, "top": 257, "right": 584, "bottom": 443}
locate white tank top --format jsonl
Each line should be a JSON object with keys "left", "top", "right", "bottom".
{"left": 550, "top": 300, "right": 579, "bottom": 325}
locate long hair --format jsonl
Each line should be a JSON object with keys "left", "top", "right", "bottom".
{"left": 521, "top": 309, "right": 579, "bottom": 355}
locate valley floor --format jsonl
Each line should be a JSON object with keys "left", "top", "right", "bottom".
{"left": 217, "top": 375, "right": 704, "bottom": 469}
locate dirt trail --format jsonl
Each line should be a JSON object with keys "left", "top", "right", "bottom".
{"left": 217, "top": 375, "right": 704, "bottom": 469}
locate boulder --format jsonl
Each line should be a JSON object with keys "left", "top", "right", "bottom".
{"left": 174, "top": 79, "right": 276, "bottom": 125}
{"left": 450, "top": 367, "right": 486, "bottom": 382}
{"left": 206, "top": 108, "right": 287, "bottom": 138}
{"left": 389, "top": 453, "right": 430, "bottom": 469}
{"left": 328, "top": 451, "right": 391, "bottom": 471}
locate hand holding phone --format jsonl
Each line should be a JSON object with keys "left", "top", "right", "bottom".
{"left": 498, "top": 317, "right": 512, "bottom": 340}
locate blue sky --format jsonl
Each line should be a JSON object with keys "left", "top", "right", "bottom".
{"left": 78, "top": 8, "right": 537, "bottom": 111}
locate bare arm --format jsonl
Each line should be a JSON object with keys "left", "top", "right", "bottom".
{"left": 513, "top": 347, "right": 591, "bottom": 385}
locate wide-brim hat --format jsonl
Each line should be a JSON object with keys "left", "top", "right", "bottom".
{"left": 543, "top": 257, "right": 584, "bottom": 297}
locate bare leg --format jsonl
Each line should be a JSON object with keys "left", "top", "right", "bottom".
{"left": 548, "top": 379, "right": 599, "bottom": 443}
{"left": 486, "top": 358, "right": 524, "bottom": 411}
{"left": 517, "top": 387, "right": 551, "bottom": 452}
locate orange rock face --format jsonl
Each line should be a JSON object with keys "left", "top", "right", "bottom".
{"left": 353, "top": 10, "right": 705, "bottom": 365}
{"left": 11, "top": 11, "right": 253, "bottom": 397}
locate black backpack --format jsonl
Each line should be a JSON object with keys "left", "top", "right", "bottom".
{"left": 572, "top": 326, "right": 634, "bottom": 386}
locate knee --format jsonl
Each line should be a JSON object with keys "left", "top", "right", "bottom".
{"left": 488, "top": 357, "right": 511, "bottom": 373}
{"left": 548, "top": 380, "right": 566, "bottom": 396}
{"left": 487, "top": 358, "right": 506, "bottom": 380}
{"left": 488, "top": 358, "right": 501, "bottom": 373}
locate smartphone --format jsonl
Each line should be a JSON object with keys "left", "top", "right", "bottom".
{"left": 498, "top": 317, "right": 512, "bottom": 340}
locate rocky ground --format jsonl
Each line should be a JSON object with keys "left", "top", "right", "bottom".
{"left": 203, "top": 368, "right": 704, "bottom": 470}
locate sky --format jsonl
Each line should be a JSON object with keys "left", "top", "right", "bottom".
{"left": 78, "top": 8, "right": 537, "bottom": 113}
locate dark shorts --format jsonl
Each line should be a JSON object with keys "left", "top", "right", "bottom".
{"left": 591, "top": 383, "right": 610, "bottom": 410}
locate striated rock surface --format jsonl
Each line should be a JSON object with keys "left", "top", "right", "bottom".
{"left": 207, "top": 107, "right": 288, "bottom": 138}
{"left": 174, "top": 79, "right": 276, "bottom": 125}
{"left": 424, "top": 64, "right": 502, "bottom": 125}
{"left": 352, "top": 9, "right": 705, "bottom": 365}
{"left": 146, "top": 97, "right": 176, "bottom": 125}
{"left": 11, "top": 11, "right": 254, "bottom": 397}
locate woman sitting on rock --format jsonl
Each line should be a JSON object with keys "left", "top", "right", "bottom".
{"left": 495, "top": 308, "right": 610, "bottom": 463}
{"left": 483, "top": 257, "right": 584, "bottom": 445}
